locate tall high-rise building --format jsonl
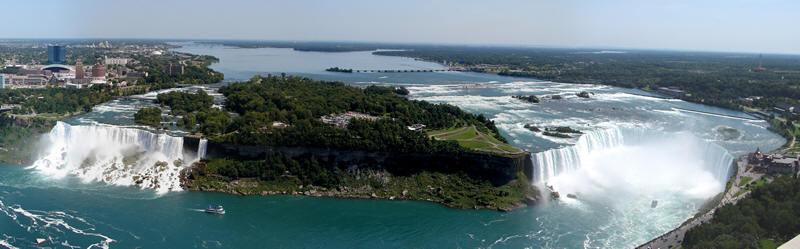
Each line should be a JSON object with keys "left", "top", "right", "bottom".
{"left": 0, "top": 74, "right": 5, "bottom": 89}
{"left": 75, "top": 59, "right": 85, "bottom": 79}
{"left": 47, "top": 45, "right": 66, "bottom": 64}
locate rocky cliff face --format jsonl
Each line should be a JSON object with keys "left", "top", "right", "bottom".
{"left": 200, "top": 140, "right": 533, "bottom": 186}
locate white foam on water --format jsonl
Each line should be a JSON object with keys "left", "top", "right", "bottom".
{"left": 30, "top": 122, "right": 200, "bottom": 193}
{"left": 531, "top": 128, "right": 733, "bottom": 248}
{"left": 0, "top": 239, "right": 19, "bottom": 249}
{"left": 412, "top": 95, "right": 531, "bottom": 113}
{"left": 535, "top": 127, "right": 734, "bottom": 189}
{"left": 0, "top": 200, "right": 114, "bottom": 249}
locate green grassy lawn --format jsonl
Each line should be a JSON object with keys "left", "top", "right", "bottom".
{"left": 753, "top": 178, "right": 768, "bottom": 189}
{"left": 759, "top": 239, "right": 778, "bottom": 249}
{"left": 428, "top": 126, "right": 523, "bottom": 155}
{"left": 741, "top": 178, "right": 769, "bottom": 193}
{"left": 738, "top": 176, "right": 753, "bottom": 187}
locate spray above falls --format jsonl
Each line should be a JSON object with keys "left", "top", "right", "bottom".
{"left": 532, "top": 126, "right": 736, "bottom": 199}
{"left": 30, "top": 122, "right": 207, "bottom": 193}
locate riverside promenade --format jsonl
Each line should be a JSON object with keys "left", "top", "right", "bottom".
{"left": 636, "top": 157, "right": 761, "bottom": 249}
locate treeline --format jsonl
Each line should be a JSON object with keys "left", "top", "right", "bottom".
{"left": 0, "top": 84, "right": 179, "bottom": 115}
{"left": 683, "top": 176, "right": 800, "bottom": 249}
{"left": 0, "top": 85, "right": 115, "bottom": 114}
{"left": 136, "top": 54, "right": 224, "bottom": 85}
{"left": 156, "top": 90, "right": 214, "bottom": 115}
{"left": 191, "top": 155, "right": 345, "bottom": 188}
{"left": 133, "top": 107, "right": 162, "bottom": 127}
{"left": 151, "top": 90, "right": 226, "bottom": 134}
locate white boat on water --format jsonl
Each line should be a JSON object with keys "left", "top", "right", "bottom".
{"left": 205, "top": 205, "right": 225, "bottom": 215}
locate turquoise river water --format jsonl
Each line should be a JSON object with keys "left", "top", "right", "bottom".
{"left": 0, "top": 43, "right": 785, "bottom": 249}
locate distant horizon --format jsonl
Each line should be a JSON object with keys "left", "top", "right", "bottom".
{"left": 2, "top": 37, "right": 799, "bottom": 57}
{"left": 5, "top": 1, "right": 799, "bottom": 55}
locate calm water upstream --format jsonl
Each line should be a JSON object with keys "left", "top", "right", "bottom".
{"left": 0, "top": 43, "right": 785, "bottom": 248}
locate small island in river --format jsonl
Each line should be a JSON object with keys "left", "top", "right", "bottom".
{"left": 325, "top": 67, "right": 354, "bottom": 73}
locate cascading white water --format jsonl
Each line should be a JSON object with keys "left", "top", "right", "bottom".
{"left": 30, "top": 122, "right": 195, "bottom": 193}
{"left": 532, "top": 126, "right": 735, "bottom": 185}
{"left": 532, "top": 127, "right": 625, "bottom": 183}
{"left": 698, "top": 141, "right": 736, "bottom": 182}
{"left": 197, "top": 138, "right": 208, "bottom": 160}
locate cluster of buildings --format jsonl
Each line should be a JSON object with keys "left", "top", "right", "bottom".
{"left": 1, "top": 45, "right": 146, "bottom": 89}
{"left": 748, "top": 148, "right": 800, "bottom": 175}
{"left": 320, "top": 111, "right": 381, "bottom": 129}
{"left": 738, "top": 96, "right": 800, "bottom": 120}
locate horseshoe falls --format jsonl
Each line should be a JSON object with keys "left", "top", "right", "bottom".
{"left": 531, "top": 126, "right": 736, "bottom": 186}
{"left": 406, "top": 80, "right": 782, "bottom": 248}
{"left": 531, "top": 127, "right": 625, "bottom": 183}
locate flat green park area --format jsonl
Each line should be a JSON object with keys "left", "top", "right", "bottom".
{"left": 428, "top": 126, "right": 524, "bottom": 156}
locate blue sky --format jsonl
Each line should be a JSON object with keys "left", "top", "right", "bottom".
{"left": 4, "top": 0, "right": 799, "bottom": 54}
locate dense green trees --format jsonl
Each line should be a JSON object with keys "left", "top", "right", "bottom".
{"left": 162, "top": 76, "right": 502, "bottom": 153}
{"left": 683, "top": 176, "right": 800, "bottom": 249}
{"left": 194, "top": 155, "right": 344, "bottom": 188}
{"left": 156, "top": 90, "right": 214, "bottom": 115}
{"left": 0, "top": 86, "right": 115, "bottom": 115}
{"left": 133, "top": 107, "right": 162, "bottom": 127}
{"left": 136, "top": 54, "right": 224, "bottom": 85}
{"left": 206, "top": 76, "right": 502, "bottom": 153}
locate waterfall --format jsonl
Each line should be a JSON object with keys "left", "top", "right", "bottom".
{"left": 30, "top": 122, "right": 196, "bottom": 193}
{"left": 197, "top": 138, "right": 208, "bottom": 160}
{"left": 532, "top": 126, "right": 735, "bottom": 184}
{"left": 698, "top": 141, "right": 736, "bottom": 182}
{"left": 532, "top": 127, "right": 625, "bottom": 183}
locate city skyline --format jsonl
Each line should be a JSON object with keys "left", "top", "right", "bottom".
{"left": 3, "top": 0, "right": 800, "bottom": 54}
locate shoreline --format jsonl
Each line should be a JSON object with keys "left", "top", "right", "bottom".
{"left": 182, "top": 181, "right": 535, "bottom": 212}
{"left": 635, "top": 154, "right": 765, "bottom": 249}
{"left": 180, "top": 163, "right": 540, "bottom": 212}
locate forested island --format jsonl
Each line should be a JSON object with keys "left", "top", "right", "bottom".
{"left": 170, "top": 76, "right": 539, "bottom": 210}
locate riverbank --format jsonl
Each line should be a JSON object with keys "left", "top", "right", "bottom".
{"left": 0, "top": 115, "right": 59, "bottom": 165}
{"left": 181, "top": 162, "right": 540, "bottom": 212}
{"left": 636, "top": 155, "right": 768, "bottom": 249}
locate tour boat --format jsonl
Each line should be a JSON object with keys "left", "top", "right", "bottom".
{"left": 204, "top": 205, "right": 226, "bottom": 214}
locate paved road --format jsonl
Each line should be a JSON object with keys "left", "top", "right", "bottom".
{"left": 636, "top": 157, "right": 758, "bottom": 249}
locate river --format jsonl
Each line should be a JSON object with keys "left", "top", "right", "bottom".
{"left": 0, "top": 43, "right": 785, "bottom": 248}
